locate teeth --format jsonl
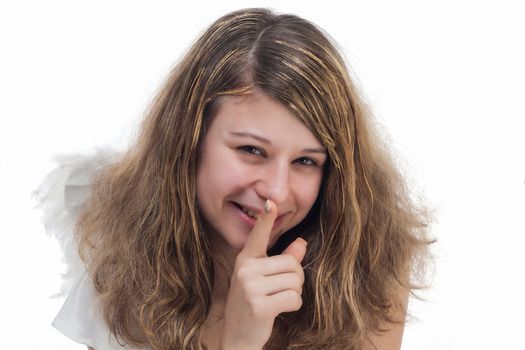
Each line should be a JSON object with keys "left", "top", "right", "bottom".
{"left": 241, "top": 206, "right": 258, "bottom": 219}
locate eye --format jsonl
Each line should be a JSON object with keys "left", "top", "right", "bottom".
{"left": 238, "top": 145, "right": 265, "bottom": 156}
{"left": 294, "top": 157, "right": 318, "bottom": 166}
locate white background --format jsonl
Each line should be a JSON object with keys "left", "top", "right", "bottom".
{"left": 1, "top": 1, "right": 524, "bottom": 349}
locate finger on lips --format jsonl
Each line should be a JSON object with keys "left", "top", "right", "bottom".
{"left": 241, "top": 199, "right": 278, "bottom": 258}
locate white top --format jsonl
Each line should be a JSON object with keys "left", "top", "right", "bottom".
{"left": 35, "top": 149, "right": 146, "bottom": 350}
{"left": 52, "top": 268, "right": 140, "bottom": 350}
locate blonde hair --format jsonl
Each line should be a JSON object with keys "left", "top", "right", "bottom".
{"left": 76, "top": 8, "right": 433, "bottom": 349}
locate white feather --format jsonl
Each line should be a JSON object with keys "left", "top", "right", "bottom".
{"left": 33, "top": 147, "right": 118, "bottom": 297}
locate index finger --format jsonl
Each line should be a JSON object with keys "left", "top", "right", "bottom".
{"left": 240, "top": 199, "right": 278, "bottom": 258}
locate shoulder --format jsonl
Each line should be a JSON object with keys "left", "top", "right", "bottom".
{"left": 364, "top": 287, "right": 410, "bottom": 350}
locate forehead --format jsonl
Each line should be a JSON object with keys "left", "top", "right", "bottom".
{"left": 214, "top": 92, "right": 289, "bottom": 121}
{"left": 209, "top": 92, "right": 322, "bottom": 147}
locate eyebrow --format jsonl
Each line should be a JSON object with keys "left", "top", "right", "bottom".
{"left": 229, "top": 131, "right": 327, "bottom": 154}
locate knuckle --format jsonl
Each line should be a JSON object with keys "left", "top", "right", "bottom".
{"left": 292, "top": 291, "right": 303, "bottom": 310}
{"left": 294, "top": 260, "right": 303, "bottom": 273}
{"left": 235, "top": 264, "right": 252, "bottom": 281}
{"left": 291, "top": 274, "right": 302, "bottom": 289}
{"left": 248, "top": 298, "right": 267, "bottom": 319}
{"left": 283, "top": 255, "right": 297, "bottom": 269}
{"left": 292, "top": 257, "right": 303, "bottom": 272}
{"left": 293, "top": 274, "right": 303, "bottom": 292}
{"left": 283, "top": 290, "right": 302, "bottom": 311}
{"left": 298, "top": 269, "right": 305, "bottom": 284}
{"left": 234, "top": 268, "right": 246, "bottom": 281}
{"left": 282, "top": 289, "right": 293, "bottom": 303}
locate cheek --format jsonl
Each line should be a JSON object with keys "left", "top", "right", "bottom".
{"left": 293, "top": 172, "right": 323, "bottom": 211}
{"left": 197, "top": 147, "right": 255, "bottom": 203}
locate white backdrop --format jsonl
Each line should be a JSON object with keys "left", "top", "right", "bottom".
{"left": 1, "top": 1, "right": 524, "bottom": 349}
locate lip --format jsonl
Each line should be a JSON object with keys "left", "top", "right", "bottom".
{"left": 230, "top": 201, "right": 287, "bottom": 230}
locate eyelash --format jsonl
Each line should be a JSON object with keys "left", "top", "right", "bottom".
{"left": 239, "top": 145, "right": 264, "bottom": 156}
{"left": 238, "top": 145, "right": 319, "bottom": 167}
{"left": 296, "top": 157, "right": 318, "bottom": 166}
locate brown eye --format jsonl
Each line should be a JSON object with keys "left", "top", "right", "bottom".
{"left": 238, "top": 145, "right": 265, "bottom": 156}
{"left": 295, "top": 157, "right": 318, "bottom": 166}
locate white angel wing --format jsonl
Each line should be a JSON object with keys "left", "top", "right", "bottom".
{"left": 33, "top": 147, "right": 117, "bottom": 297}
{"left": 34, "top": 148, "right": 149, "bottom": 350}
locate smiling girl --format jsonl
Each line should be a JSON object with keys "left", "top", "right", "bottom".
{"left": 36, "top": 8, "right": 433, "bottom": 350}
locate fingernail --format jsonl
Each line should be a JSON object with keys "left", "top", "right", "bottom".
{"left": 264, "top": 199, "right": 272, "bottom": 214}
{"left": 297, "top": 237, "right": 307, "bottom": 246}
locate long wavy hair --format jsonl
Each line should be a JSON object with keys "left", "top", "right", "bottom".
{"left": 76, "top": 8, "right": 433, "bottom": 349}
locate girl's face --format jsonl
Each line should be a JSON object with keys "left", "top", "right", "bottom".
{"left": 196, "top": 91, "right": 326, "bottom": 252}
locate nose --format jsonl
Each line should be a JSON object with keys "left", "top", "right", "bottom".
{"left": 254, "top": 160, "right": 290, "bottom": 206}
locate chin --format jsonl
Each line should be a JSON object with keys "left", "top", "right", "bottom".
{"left": 223, "top": 229, "right": 250, "bottom": 251}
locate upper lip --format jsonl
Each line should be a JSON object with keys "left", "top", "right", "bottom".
{"left": 233, "top": 201, "right": 287, "bottom": 218}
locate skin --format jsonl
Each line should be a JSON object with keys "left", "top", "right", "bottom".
{"left": 87, "top": 91, "right": 408, "bottom": 349}
{"left": 218, "top": 200, "right": 307, "bottom": 349}
{"left": 196, "top": 91, "right": 325, "bottom": 348}
{"left": 196, "top": 91, "right": 326, "bottom": 266}
{"left": 196, "top": 91, "right": 409, "bottom": 349}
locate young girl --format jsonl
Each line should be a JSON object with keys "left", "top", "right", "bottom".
{"left": 36, "top": 8, "right": 432, "bottom": 350}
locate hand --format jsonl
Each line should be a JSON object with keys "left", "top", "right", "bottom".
{"left": 219, "top": 200, "right": 308, "bottom": 350}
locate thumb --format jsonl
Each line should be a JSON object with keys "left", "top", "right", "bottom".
{"left": 282, "top": 237, "right": 307, "bottom": 263}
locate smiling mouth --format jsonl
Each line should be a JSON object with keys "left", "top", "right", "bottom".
{"left": 231, "top": 201, "right": 287, "bottom": 229}
{"left": 232, "top": 202, "right": 259, "bottom": 219}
